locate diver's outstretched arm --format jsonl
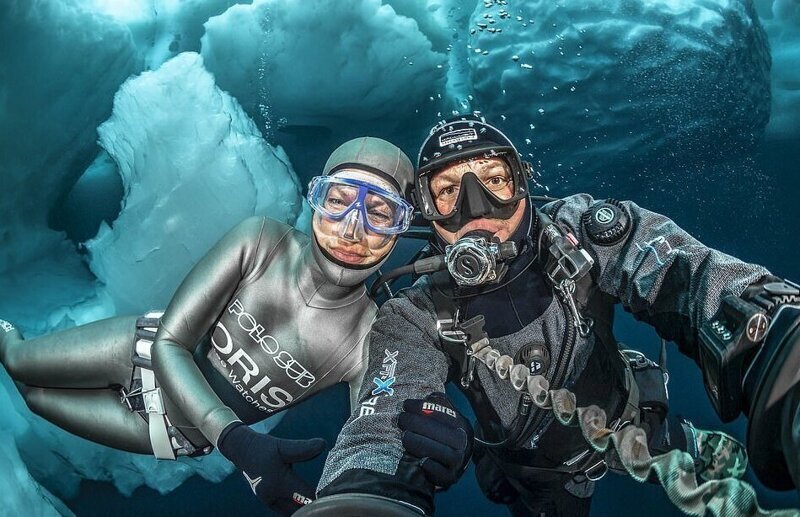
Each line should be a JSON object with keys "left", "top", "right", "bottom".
{"left": 0, "top": 315, "right": 138, "bottom": 389}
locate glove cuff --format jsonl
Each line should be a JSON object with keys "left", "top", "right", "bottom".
{"left": 217, "top": 421, "right": 251, "bottom": 465}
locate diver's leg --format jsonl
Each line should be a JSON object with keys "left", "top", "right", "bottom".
{"left": 24, "top": 386, "right": 152, "bottom": 454}
{"left": 0, "top": 315, "right": 137, "bottom": 388}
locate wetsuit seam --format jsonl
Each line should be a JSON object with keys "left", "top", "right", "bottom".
{"left": 246, "top": 217, "right": 268, "bottom": 278}
{"left": 332, "top": 318, "right": 375, "bottom": 384}
{"left": 245, "top": 219, "right": 292, "bottom": 284}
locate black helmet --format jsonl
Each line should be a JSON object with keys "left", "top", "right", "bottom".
{"left": 414, "top": 115, "right": 532, "bottom": 229}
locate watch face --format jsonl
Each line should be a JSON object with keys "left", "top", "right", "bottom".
{"left": 746, "top": 312, "right": 769, "bottom": 342}
{"left": 515, "top": 342, "right": 551, "bottom": 376}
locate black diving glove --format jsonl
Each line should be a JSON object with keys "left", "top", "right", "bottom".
{"left": 398, "top": 392, "right": 474, "bottom": 490}
{"left": 217, "top": 422, "right": 327, "bottom": 515}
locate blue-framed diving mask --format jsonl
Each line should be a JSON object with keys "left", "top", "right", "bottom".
{"left": 307, "top": 174, "right": 414, "bottom": 244}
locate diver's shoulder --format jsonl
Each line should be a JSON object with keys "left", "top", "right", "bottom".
{"left": 257, "top": 215, "right": 296, "bottom": 235}
{"left": 246, "top": 216, "right": 303, "bottom": 242}
{"left": 539, "top": 193, "right": 595, "bottom": 214}
{"left": 539, "top": 193, "right": 596, "bottom": 225}
{"left": 227, "top": 216, "right": 305, "bottom": 260}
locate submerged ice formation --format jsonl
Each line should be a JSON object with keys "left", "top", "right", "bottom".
{"left": 463, "top": 0, "right": 771, "bottom": 185}
{"left": 1, "top": 0, "right": 798, "bottom": 514}
{"left": 0, "top": 49, "right": 302, "bottom": 514}
{"left": 86, "top": 51, "right": 306, "bottom": 312}
{"left": 755, "top": 0, "right": 800, "bottom": 139}
{"left": 0, "top": 0, "right": 141, "bottom": 274}
{"left": 200, "top": 0, "right": 447, "bottom": 131}
{"left": 88, "top": 0, "right": 242, "bottom": 70}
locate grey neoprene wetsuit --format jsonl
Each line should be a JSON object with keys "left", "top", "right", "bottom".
{"left": 0, "top": 216, "right": 377, "bottom": 453}
{"left": 152, "top": 215, "right": 377, "bottom": 447}
{"left": 1, "top": 135, "right": 415, "bottom": 460}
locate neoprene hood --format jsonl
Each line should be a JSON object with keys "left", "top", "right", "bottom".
{"left": 312, "top": 136, "right": 414, "bottom": 287}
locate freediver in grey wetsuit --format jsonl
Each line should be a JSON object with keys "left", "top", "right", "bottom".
{"left": 0, "top": 136, "right": 415, "bottom": 514}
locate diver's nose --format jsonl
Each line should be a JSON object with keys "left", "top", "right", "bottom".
{"left": 460, "top": 172, "right": 494, "bottom": 219}
{"left": 340, "top": 209, "right": 365, "bottom": 242}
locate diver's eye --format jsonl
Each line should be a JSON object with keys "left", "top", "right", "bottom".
{"left": 324, "top": 196, "right": 348, "bottom": 212}
{"left": 438, "top": 185, "right": 458, "bottom": 198}
{"left": 485, "top": 176, "right": 510, "bottom": 190}
{"left": 368, "top": 211, "right": 393, "bottom": 227}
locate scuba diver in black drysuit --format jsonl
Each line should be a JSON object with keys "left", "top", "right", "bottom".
{"left": 304, "top": 116, "right": 800, "bottom": 516}
{"left": 0, "top": 137, "right": 417, "bottom": 515}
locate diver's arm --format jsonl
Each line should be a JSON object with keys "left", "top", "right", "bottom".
{"left": 318, "top": 292, "right": 450, "bottom": 515}
{"left": 151, "top": 216, "right": 283, "bottom": 446}
{"left": 551, "top": 194, "right": 771, "bottom": 362}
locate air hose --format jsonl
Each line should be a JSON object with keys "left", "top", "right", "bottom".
{"left": 468, "top": 340, "right": 799, "bottom": 517}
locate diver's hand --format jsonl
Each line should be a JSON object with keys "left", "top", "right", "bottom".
{"left": 398, "top": 393, "right": 473, "bottom": 490}
{"left": 218, "top": 423, "right": 327, "bottom": 515}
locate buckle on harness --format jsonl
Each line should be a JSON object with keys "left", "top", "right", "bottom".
{"left": 143, "top": 387, "right": 166, "bottom": 415}
{"left": 119, "top": 381, "right": 144, "bottom": 412}
{"left": 544, "top": 227, "right": 594, "bottom": 285}
{"left": 583, "top": 459, "right": 608, "bottom": 481}
{"left": 563, "top": 448, "right": 609, "bottom": 482}
{"left": 437, "top": 312, "right": 490, "bottom": 388}
{"left": 437, "top": 317, "right": 467, "bottom": 343}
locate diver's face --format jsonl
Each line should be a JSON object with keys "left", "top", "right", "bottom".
{"left": 429, "top": 157, "right": 526, "bottom": 244}
{"left": 312, "top": 170, "right": 399, "bottom": 266}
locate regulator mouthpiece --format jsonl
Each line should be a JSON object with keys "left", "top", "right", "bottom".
{"left": 444, "top": 231, "right": 518, "bottom": 286}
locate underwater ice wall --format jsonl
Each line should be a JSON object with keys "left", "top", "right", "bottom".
{"left": 755, "top": 0, "right": 800, "bottom": 140}
{"left": 86, "top": 52, "right": 306, "bottom": 313}
{"left": 0, "top": 2, "right": 304, "bottom": 514}
{"left": 1, "top": 49, "right": 301, "bottom": 517}
{"left": 200, "top": 0, "right": 449, "bottom": 140}
{"left": 0, "top": 0, "right": 141, "bottom": 277}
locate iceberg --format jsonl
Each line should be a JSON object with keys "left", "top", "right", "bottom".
{"left": 0, "top": 0, "right": 141, "bottom": 275}
{"left": 200, "top": 0, "right": 447, "bottom": 136}
{"left": 86, "top": 51, "right": 306, "bottom": 312}
{"left": 755, "top": 0, "right": 800, "bottom": 140}
{"left": 0, "top": 50, "right": 302, "bottom": 512}
{"left": 0, "top": 0, "right": 796, "bottom": 514}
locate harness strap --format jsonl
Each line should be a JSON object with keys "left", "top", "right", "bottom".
{"left": 491, "top": 444, "right": 610, "bottom": 480}
{"left": 140, "top": 365, "right": 177, "bottom": 460}
{"left": 130, "top": 312, "right": 204, "bottom": 460}
{"left": 620, "top": 355, "right": 641, "bottom": 426}
{"left": 430, "top": 271, "right": 511, "bottom": 441}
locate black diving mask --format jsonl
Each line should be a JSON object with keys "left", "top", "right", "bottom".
{"left": 419, "top": 169, "right": 525, "bottom": 234}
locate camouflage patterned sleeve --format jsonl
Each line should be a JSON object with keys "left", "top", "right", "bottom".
{"left": 317, "top": 280, "right": 450, "bottom": 514}
{"left": 551, "top": 194, "right": 771, "bottom": 362}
